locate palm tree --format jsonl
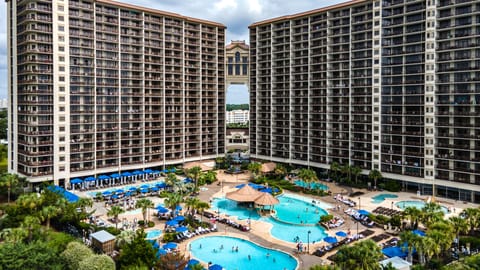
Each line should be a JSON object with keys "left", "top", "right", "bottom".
{"left": 40, "top": 205, "right": 61, "bottom": 230}
{"left": 368, "top": 169, "right": 382, "bottom": 189}
{"left": 340, "top": 164, "right": 351, "bottom": 183}
{"left": 164, "top": 193, "right": 183, "bottom": 217}
{"left": 0, "top": 227, "right": 28, "bottom": 243}
{"left": 75, "top": 197, "right": 94, "bottom": 212}
{"left": 116, "top": 230, "right": 135, "bottom": 249}
{"left": 247, "top": 162, "right": 261, "bottom": 178}
{"left": 21, "top": 215, "right": 41, "bottom": 242}
{"left": 184, "top": 197, "right": 200, "bottom": 216}
{"left": 0, "top": 173, "right": 20, "bottom": 203}
{"left": 329, "top": 162, "right": 340, "bottom": 182}
{"left": 298, "top": 168, "right": 319, "bottom": 190}
{"left": 449, "top": 216, "right": 468, "bottom": 251}
{"left": 16, "top": 193, "right": 44, "bottom": 213}
{"left": 334, "top": 239, "right": 382, "bottom": 270}
{"left": 351, "top": 166, "right": 362, "bottom": 185}
{"left": 107, "top": 206, "right": 125, "bottom": 229}
{"left": 165, "top": 173, "right": 183, "bottom": 193}
{"left": 399, "top": 230, "right": 417, "bottom": 263}
{"left": 402, "top": 206, "right": 422, "bottom": 229}
{"left": 420, "top": 237, "right": 440, "bottom": 264}
{"left": 195, "top": 201, "right": 210, "bottom": 221}
{"left": 461, "top": 208, "right": 480, "bottom": 234}
{"left": 135, "top": 198, "right": 154, "bottom": 224}
{"left": 381, "top": 263, "right": 396, "bottom": 270}
{"left": 421, "top": 202, "right": 445, "bottom": 227}
{"left": 186, "top": 166, "right": 202, "bottom": 189}
{"left": 274, "top": 164, "right": 287, "bottom": 179}
{"left": 428, "top": 221, "right": 455, "bottom": 257}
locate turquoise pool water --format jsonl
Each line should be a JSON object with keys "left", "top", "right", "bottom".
{"left": 395, "top": 200, "right": 449, "bottom": 214}
{"left": 212, "top": 195, "right": 328, "bottom": 243}
{"left": 294, "top": 180, "right": 329, "bottom": 191}
{"left": 371, "top": 193, "right": 398, "bottom": 204}
{"left": 146, "top": 229, "right": 162, "bottom": 239}
{"left": 190, "top": 236, "right": 298, "bottom": 270}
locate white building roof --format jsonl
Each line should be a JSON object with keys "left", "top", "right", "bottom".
{"left": 90, "top": 230, "right": 116, "bottom": 243}
{"left": 380, "top": 256, "right": 411, "bottom": 270}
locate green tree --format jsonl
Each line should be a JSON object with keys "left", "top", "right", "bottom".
{"left": 117, "top": 229, "right": 157, "bottom": 269}
{"left": 247, "top": 162, "right": 262, "bottom": 178}
{"left": 274, "top": 163, "right": 287, "bottom": 179}
{"left": 329, "top": 162, "right": 340, "bottom": 182}
{"left": 21, "top": 215, "right": 41, "bottom": 242}
{"left": 381, "top": 263, "right": 397, "bottom": 270}
{"left": 334, "top": 239, "right": 383, "bottom": 270}
{"left": 116, "top": 230, "right": 135, "bottom": 249}
{"left": 368, "top": 169, "right": 382, "bottom": 189}
{"left": 461, "top": 208, "right": 480, "bottom": 234}
{"left": 135, "top": 198, "right": 154, "bottom": 224}
{"left": 0, "top": 227, "right": 28, "bottom": 243}
{"left": 185, "top": 197, "right": 200, "bottom": 216}
{"left": 164, "top": 193, "right": 183, "bottom": 216}
{"left": 78, "top": 254, "right": 115, "bottom": 270}
{"left": 298, "top": 168, "right": 319, "bottom": 190}
{"left": 165, "top": 173, "right": 184, "bottom": 194}
{"left": 40, "top": 205, "right": 61, "bottom": 230}
{"left": 428, "top": 221, "right": 455, "bottom": 258}
{"left": 0, "top": 240, "right": 66, "bottom": 270}
{"left": 61, "top": 241, "right": 94, "bottom": 270}
{"left": 200, "top": 170, "right": 217, "bottom": 185}
{"left": 400, "top": 230, "right": 418, "bottom": 263}
{"left": 449, "top": 215, "right": 469, "bottom": 252}
{"left": 340, "top": 164, "right": 352, "bottom": 183}
{"left": 196, "top": 201, "right": 210, "bottom": 221}
{"left": 351, "top": 166, "right": 362, "bottom": 185}
{"left": 0, "top": 173, "right": 20, "bottom": 203}
{"left": 16, "top": 192, "right": 44, "bottom": 214}
{"left": 186, "top": 166, "right": 203, "bottom": 189}
{"left": 309, "top": 265, "right": 340, "bottom": 270}
{"left": 107, "top": 205, "right": 125, "bottom": 229}
{"left": 421, "top": 202, "right": 445, "bottom": 227}
{"left": 402, "top": 206, "right": 422, "bottom": 229}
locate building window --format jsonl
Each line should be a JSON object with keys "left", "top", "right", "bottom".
{"left": 243, "top": 64, "right": 247, "bottom": 75}
{"left": 228, "top": 64, "right": 233, "bottom": 75}
{"left": 235, "top": 52, "right": 240, "bottom": 62}
{"left": 228, "top": 57, "right": 233, "bottom": 63}
{"left": 242, "top": 56, "right": 248, "bottom": 63}
{"left": 235, "top": 64, "right": 240, "bottom": 75}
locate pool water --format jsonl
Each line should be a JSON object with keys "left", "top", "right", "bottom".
{"left": 274, "top": 196, "right": 328, "bottom": 225}
{"left": 395, "top": 200, "right": 449, "bottom": 214}
{"left": 212, "top": 195, "right": 328, "bottom": 243}
{"left": 190, "top": 236, "right": 298, "bottom": 270}
{"left": 294, "top": 180, "right": 329, "bottom": 191}
{"left": 371, "top": 193, "right": 398, "bottom": 204}
{"left": 146, "top": 229, "right": 162, "bottom": 239}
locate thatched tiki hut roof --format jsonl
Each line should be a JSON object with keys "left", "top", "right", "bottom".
{"left": 254, "top": 192, "right": 279, "bottom": 206}
{"left": 260, "top": 162, "right": 276, "bottom": 174}
{"left": 226, "top": 184, "right": 262, "bottom": 202}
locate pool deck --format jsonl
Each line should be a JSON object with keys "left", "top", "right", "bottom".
{"left": 74, "top": 171, "right": 479, "bottom": 269}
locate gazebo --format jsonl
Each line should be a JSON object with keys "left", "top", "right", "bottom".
{"left": 226, "top": 184, "right": 262, "bottom": 202}
{"left": 260, "top": 162, "right": 276, "bottom": 174}
{"left": 254, "top": 192, "right": 279, "bottom": 212}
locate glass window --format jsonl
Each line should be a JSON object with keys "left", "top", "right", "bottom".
{"left": 235, "top": 64, "right": 240, "bottom": 75}
{"left": 228, "top": 64, "right": 233, "bottom": 75}
{"left": 243, "top": 64, "right": 248, "bottom": 75}
{"left": 235, "top": 52, "right": 240, "bottom": 62}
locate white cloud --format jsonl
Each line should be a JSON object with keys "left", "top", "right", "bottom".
{"left": 246, "top": 0, "right": 262, "bottom": 14}
{"left": 214, "top": 0, "right": 238, "bottom": 11}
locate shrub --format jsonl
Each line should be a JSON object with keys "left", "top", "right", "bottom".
{"left": 147, "top": 221, "right": 155, "bottom": 228}
{"left": 320, "top": 214, "right": 334, "bottom": 223}
{"left": 104, "top": 227, "right": 121, "bottom": 236}
{"left": 162, "top": 232, "right": 176, "bottom": 243}
{"left": 460, "top": 236, "right": 480, "bottom": 251}
{"left": 159, "top": 191, "right": 170, "bottom": 198}
{"left": 138, "top": 220, "right": 145, "bottom": 226}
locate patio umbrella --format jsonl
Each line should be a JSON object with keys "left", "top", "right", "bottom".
{"left": 208, "top": 264, "right": 223, "bottom": 270}
{"left": 144, "top": 169, "right": 153, "bottom": 174}
{"left": 156, "top": 206, "right": 169, "bottom": 213}
{"left": 382, "top": 246, "right": 408, "bottom": 258}
{"left": 70, "top": 178, "right": 83, "bottom": 184}
{"left": 129, "top": 186, "right": 138, "bottom": 191}
{"left": 124, "top": 192, "right": 132, "bottom": 197}
{"left": 173, "top": 215, "right": 185, "bottom": 221}
{"left": 115, "top": 189, "right": 124, "bottom": 194}
{"left": 336, "top": 231, "right": 348, "bottom": 237}
{"left": 150, "top": 187, "right": 159, "bottom": 192}
{"left": 235, "top": 183, "right": 247, "bottom": 188}
{"left": 133, "top": 170, "right": 144, "bottom": 175}
{"left": 140, "top": 184, "right": 150, "bottom": 189}
{"left": 260, "top": 187, "right": 273, "bottom": 193}
{"left": 110, "top": 173, "right": 121, "bottom": 178}
{"left": 412, "top": 229, "right": 426, "bottom": 237}
{"left": 156, "top": 249, "right": 167, "bottom": 257}
{"left": 324, "top": 236, "right": 338, "bottom": 244}
{"left": 165, "top": 220, "right": 178, "bottom": 226}
{"left": 358, "top": 209, "right": 370, "bottom": 216}
{"left": 121, "top": 172, "right": 132, "bottom": 177}
{"left": 141, "top": 188, "right": 149, "bottom": 193}
{"left": 84, "top": 176, "right": 96, "bottom": 182}
{"left": 156, "top": 182, "right": 167, "bottom": 188}
{"left": 102, "top": 191, "right": 112, "bottom": 196}
{"left": 111, "top": 194, "right": 119, "bottom": 200}
{"left": 98, "top": 175, "right": 110, "bottom": 180}
{"left": 183, "top": 178, "right": 193, "bottom": 183}
{"left": 187, "top": 259, "right": 200, "bottom": 266}
{"left": 162, "top": 242, "right": 177, "bottom": 249}
{"left": 175, "top": 226, "right": 188, "bottom": 233}
{"left": 176, "top": 205, "right": 183, "bottom": 211}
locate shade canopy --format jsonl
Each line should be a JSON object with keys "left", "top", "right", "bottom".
{"left": 144, "top": 169, "right": 153, "bottom": 173}
{"left": 128, "top": 187, "right": 138, "bottom": 191}
{"left": 102, "top": 191, "right": 112, "bottom": 196}
{"left": 173, "top": 215, "right": 185, "bottom": 221}
{"left": 140, "top": 184, "right": 150, "bottom": 189}
{"left": 121, "top": 172, "right": 132, "bottom": 177}
{"left": 133, "top": 170, "right": 144, "bottom": 175}
{"left": 165, "top": 220, "right": 178, "bottom": 226}
{"left": 336, "top": 231, "right": 348, "bottom": 237}
{"left": 254, "top": 192, "right": 279, "bottom": 206}
{"left": 175, "top": 226, "right": 188, "bottom": 232}
{"left": 156, "top": 249, "right": 167, "bottom": 256}
{"left": 324, "top": 236, "right": 338, "bottom": 244}
{"left": 358, "top": 209, "right": 370, "bottom": 216}
{"left": 187, "top": 259, "right": 200, "bottom": 266}
{"left": 156, "top": 206, "right": 169, "bottom": 213}
{"left": 110, "top": 173, "right": 121, "bottom": 178}
{"left": 260, "top": 162, "right": 276, "bottom": 173}
{"left": 156, "top": 182, "right": 167, "bottom": 188}
{"left": 162, "top": 242, "right": 177, "bottom": 249}
{"left": 382, "top": 246, "right": 408, "bottom": 258}
{"left": 141, "top": 188, "right": 149, "bottom": 193}
{"left": 98, "top": 175, "right": 110, "bottom": 180}
{"left": 84, "top": 176, "right": 96, "bottom": 182}
{"left": 226, "top": 184, "right": 262, "bottom": 202}
{"left": 151, "top": 187, "right": 159, "bottom": 192}
{"left": 70, "top": 178, "right": 83, "bottom": 184}
{"left": 208, "top": 264, "right": 223, "bottom": 270}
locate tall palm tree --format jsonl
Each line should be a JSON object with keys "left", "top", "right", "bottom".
{"left": 195, "top": 201, "right": 210, "bottom": 221}
{"left": 164, "top": 193, "right": 183, "bottom": 217}
{"left": 329, "top": 162, "right": 340, "bottom": 182}
{"left": 107, "top": 206, "right": 125, "bottom": 229}
{"left": 421, "top": 202, "right": 445, "bottom": 227}
{"left": 461, "top": 208, "right": 480, "bottom": 234}
{"left": 428, "top": 221, "right": 455, "bottom": 256}
{"left": 368, "top": 169, "right": 382, "bottom": 189}
{"left": 186, "top": 166, "right": 202, "bottom": 189}
{"left": 40, "top": 205, "right": 61, "bottom": 230}
{"left": 247, "top": 162, "right": 261, "bottom": 178}
{"left": 340, "top": 164, "right": 351, "bottom": 183}
{"left": 0, "top": 173, "right": 20, "bottom": 203}
{"left": 165, "top": 173, "right": 183, "bottom": 193}
{"left": 399, "top": 230, "right": 417, "bottom": 263}
{"left": 135, "top": 198, "right": 154, "bottom": 224}
{"left": 75, "top": 197, "right": 94, "bottom": 212}
{"left": 274, "top": 164, "right": 287, "bottom": 179}
{"left": 21, "top": 215, "right": 41, "bottom": 242}
{"left": 402, "top": 206, "right": 422, "bottom": 229}
{"left": 16, "top": 193, "right": 44, "bottom": 213}
{"left": 449, "top": 216, "right": 468, "bottom": 250}
{"left": 116, "top": 230, "right": 135, "bottom": 249}
{"left": 184, "top": 197, "right": 200, "bottom": 216}
{"left": 298, "top": 168, "right": 318, "bottom": 190}
{"left": 351, "top": 166, "right": 362, "bottom": 185}
{"left": 420, "top": 237, "right": 440, "bottom": 264}
{"left": 334, "top": 239, "right": 382, "bottom": 270}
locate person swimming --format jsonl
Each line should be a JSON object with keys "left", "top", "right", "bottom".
{"left": 248, "top": 255, "right": 251, "bottom": 260}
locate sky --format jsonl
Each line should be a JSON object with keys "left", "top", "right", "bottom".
{"left": 0, "top": 0, "right": 343, "bottom": 102}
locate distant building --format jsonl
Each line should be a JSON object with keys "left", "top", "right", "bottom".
{"left": 226, "top": 128, "right": 249, "bottom": 151}
{"left": 226, "top": 110, "right": 249, "bottom": 124}
{"left": 0, "top": 99, "right": 7, "bottom": 110}
{"left": 226, "top": 40, "right": 249, "bottom": 87}
{"left": 90, "top": 230, "right": 115, "bottom": 254}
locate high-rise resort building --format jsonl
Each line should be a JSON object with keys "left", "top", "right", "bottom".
{"left": 249, "top": 0, "right": 480, "bottom": 203}
{"left": 7, "top": 0, "right": 225, "bottom": 187}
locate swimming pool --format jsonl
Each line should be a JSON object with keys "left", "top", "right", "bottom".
{"left": 371, "top": 193, "right": 398, "bottom": 204}
{"left": 294, "top": 180, "right": 329, "bottom": 191}
{"left": 145, "top": 229, "right": 162, "bottom": 239}
{"left": 212, "top": 195, "right": 329, "bottom": 243}
{"left": 190, "top": 236, "right": 298, "bottom": 270}
{"left": 395, "top": 200, "right": 449, "bottom": 214}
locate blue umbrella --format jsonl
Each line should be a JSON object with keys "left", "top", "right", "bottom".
{"left": 152, "top": 170, "right": 161, "bottom": 174}
{"left": 151, "top": 187, "right": 159, "bottom": 192}
{"left": 110, "top": 173, "right": 121, "bottom": 178}
{"left": 382, "top": 246, "right": 408, "bottom": 258}
{"left": 209, "top": 264, "right": 223, "bottom": 270}
{"left": 121, "top": 172, "right": 132, "bottom": 177}
{"left": 98, "top": 175, "right": 110, "bottom": 180}
{"left": 152, "top": 241, "right": 160, "bottom": 249}
{"left": 129, "top": 186, "right": 138, "bottom": 191}
{"left": 156, "top": 182, "right": 167, "bottom": 188}
{"left": 156, "top": 248, "right": 167, "bottom": 257}
{"left": 260, "top": 188, "right": 273, "bottom": 193}
{"left": 162, "top": 242, "right": 177, "bottom": 249}
{"left": 156, "top": 206, "right": 169, "bottom": 213}
{"left": 102, "top": 191, "right": 112, "bottom": 196}
{"left": 412, "top": 229, "right": 426, "bottom": 237}
{"left": 125, "top": 192, "right": 132, "bottom": 197}
{"left": 166, "top": 220, "right": 178, "bottom": 226}
{"left": 235, "top": 183, "right": 246, "bottom": 188}
{"left": 184, "top": 178, "right": 193, "bottom": 183}
{"left": 358, "top": 209, "right": 370, "bottom": 216}
{"left": 111, "top": 194, "right": 119, "bottom": 199}
{"left": 176, "top": 205, "right": 183, "bottom": 211}
{"left": 173, "top": 216, "right": 185, "bottom": 221}
{"left": 84, "top": 176, "right": 96, "bottom": 182}
{"left": 70, "top": 178, "right": 83, "bottom": 184}
{"left": 175, "top": 226, "right": 188, "bottom": 233}
{"left": 144, "top": 169, "right": 153, "bottom": 174}
{"left": 188, "top": 259, "right": 200, "bottom": 266}
{"left": 141, "top": 188, "right": 149, "bottom": 193}
{"left": 140, "top": 184, "right": 150, "bottom": 189}
{"left": 324, "top": 236, "right": 338, "bottom": 244}
{"left": 336, "top": 231, "right": 348, "bottom": 237}
{"left": 115, "top": 189, "right": 124, "bottom": 194}
{"left": 133, "top": 170, "right": 144, "bottom": 175}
